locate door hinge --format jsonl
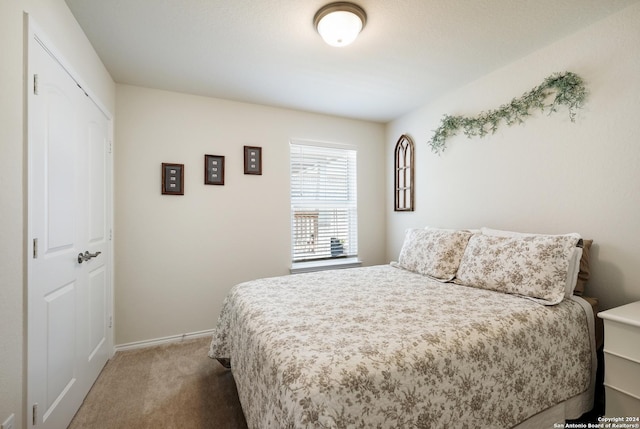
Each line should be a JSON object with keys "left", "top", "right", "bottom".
{"left": 77, "top": 83, "right": 88, "bottom": 97}
{"left": 109, "top": 315, "right": 113, "bottom": 328}
{"left": 33, "top": 74, "right": 39, "bottom": 95}
{"left": 109, "top": 229, "right": 112, "bottom": 241}
{"left": 108, "top": 140, "right": 113, "bottom": 154}
{"left": 33, "top": 403, "right": 38, "bottom": 426}
{"left": 33, "top": 238, "right": 38, "bottom": 259}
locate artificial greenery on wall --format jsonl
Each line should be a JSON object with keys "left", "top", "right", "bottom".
{"left": 428, "top": 71, "right": 587, "bottom": 154}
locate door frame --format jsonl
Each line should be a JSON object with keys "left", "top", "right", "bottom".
{"left": 25, "top": 13, "right": 114, "bottom": 427}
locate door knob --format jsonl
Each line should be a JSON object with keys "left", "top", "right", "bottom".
{"left": 77, "top": 251, "right": 102, "bottom": 264}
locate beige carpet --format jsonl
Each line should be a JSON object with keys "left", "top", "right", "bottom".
{"left": 68, "top": 337, "right": 248, "bottom": 429}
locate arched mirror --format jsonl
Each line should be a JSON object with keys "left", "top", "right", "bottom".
{"left": 394, "top": 134, "right": 414, "bottom": 211}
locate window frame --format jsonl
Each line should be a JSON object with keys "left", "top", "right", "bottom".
{"left": 394, "top": 134, "right": 415, "bottom": 212}
{"left": 289, "top": 139, "right": 361, "bottom": 273}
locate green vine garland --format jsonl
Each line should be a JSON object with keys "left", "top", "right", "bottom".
{"left": 428, "top": 71, "right": 587, "bottom": 154}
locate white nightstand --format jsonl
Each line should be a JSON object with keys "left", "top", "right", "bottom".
{"left": 598, "top": 301, "right": 640, "bottom": 417}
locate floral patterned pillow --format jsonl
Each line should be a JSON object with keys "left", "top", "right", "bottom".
{"left": 394, "top": 228, "right": 473, "bottom": 281}
{"left": 480, "top": 228, "right": 583, "bottom": 298}
{"left": 455, "top": 233, "right": 582, "bottom": 305}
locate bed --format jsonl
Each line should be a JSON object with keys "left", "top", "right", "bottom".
{"left": 209, "top": 228, "right": 598, "bottom": 428}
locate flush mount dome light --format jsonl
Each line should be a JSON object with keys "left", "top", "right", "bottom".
{"left": 314, "top": 2, "right": 367, "bottom": 47}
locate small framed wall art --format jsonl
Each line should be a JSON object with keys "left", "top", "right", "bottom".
{"left": 244, "top": 146, "right": 262, "bottom": 175}
{"left": 204, "top": 154, "right": 225, "bottom": 185}
{"left": 161, "top": 163, "right": 184, "bottom": 195}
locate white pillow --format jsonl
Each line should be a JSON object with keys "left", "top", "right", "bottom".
{"left": 424, "top": 226, "right": 481, "bottom": 234}
{"left": 481, "top": 227, "right": 583, "bottom": 298}
{"left": 393, "top": 228, "right": 473, "bottom": 281}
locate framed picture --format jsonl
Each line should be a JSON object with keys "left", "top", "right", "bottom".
{"left": 204, "top": 155, "right": 225, "bottom": 185}
{"left": 161, "top": 163, "right": 184, "bottom": 195}
{"left": 244, "top": 146, "right": 262, "bottom": 175}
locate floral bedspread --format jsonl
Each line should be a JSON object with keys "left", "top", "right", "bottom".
{"left": 209, "top": 265, "right": 593, "bottom": 429}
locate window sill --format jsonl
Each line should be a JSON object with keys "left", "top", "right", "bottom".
{"left": 290, "top": 257, "right": 362, "bottom": 274}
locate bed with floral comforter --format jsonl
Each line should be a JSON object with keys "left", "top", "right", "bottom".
{"left": 209, "top": 263, "right": 595, "bottom": 428}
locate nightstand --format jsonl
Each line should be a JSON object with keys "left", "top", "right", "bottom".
{"left": 598, "top": 301, "right": 640, "bottom": 417}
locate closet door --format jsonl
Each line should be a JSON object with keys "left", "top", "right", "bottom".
{"left": 27, "top": 25, "right": 111, "bottom": 429}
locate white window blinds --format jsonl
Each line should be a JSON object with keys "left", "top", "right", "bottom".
{"left": 290, "top": 141, "right": 357, "bottom": 263}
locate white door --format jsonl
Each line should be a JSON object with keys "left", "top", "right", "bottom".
{"left": 27, "top": 25, "right": 112, "bottom": 429}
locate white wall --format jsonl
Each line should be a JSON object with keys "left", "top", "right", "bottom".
{"left": 386, "top": 3, "right": 640, "bottom": 311}
{"left": 0, "top": 1, "right": 114, "bottom": 427}
{"left": 114, "top": 85, "right": 386, "bottom": 345}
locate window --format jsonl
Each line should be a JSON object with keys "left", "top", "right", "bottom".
{"left": 290, "top": 141, "right": 358, "bottom": 267}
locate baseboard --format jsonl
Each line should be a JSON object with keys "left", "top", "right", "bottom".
{"left": 114, "top": 329, "right": 215, "bottom": 352}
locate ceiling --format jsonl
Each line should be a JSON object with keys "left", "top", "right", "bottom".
{"left": 65, "top": 0, "right": 638, "bottom": 123}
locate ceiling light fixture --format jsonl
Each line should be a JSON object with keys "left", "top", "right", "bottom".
{"left": 314, "top": 2, "right": 367, "bottom": 47}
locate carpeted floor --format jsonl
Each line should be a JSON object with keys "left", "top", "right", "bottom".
{"left": 68, "top": 337, "right": 248, "bottom": 429}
